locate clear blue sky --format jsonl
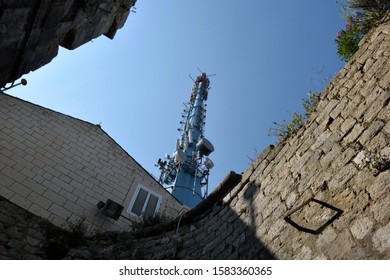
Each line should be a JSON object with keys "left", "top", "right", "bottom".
{"left": 9, "top": 1, "right": 346, "bottom": 193}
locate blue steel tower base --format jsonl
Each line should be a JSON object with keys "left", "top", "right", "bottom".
{"left": 172, "top": 175, "right": 202, "bottom": 209}
{"left": 156, "top": 73, "right": 214, "bottom": 208}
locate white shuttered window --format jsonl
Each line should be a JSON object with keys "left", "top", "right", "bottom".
{"left": 127, "top": 184, "right": 161, "bottom": 219}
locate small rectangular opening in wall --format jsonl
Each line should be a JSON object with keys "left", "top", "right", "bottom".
{"left": 284, "top": 198, "right": 343, "bottom": 235}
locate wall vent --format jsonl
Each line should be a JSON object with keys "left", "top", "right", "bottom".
{"left": 98, "top": 199, "right": 124, "bottom": 220}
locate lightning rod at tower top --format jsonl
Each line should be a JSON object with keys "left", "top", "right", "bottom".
{"left": 156, "top": 72, "right": 215, "bottom": 208}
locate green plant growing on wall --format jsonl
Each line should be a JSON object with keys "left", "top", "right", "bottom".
{"left": 335, "top": 23, "right": 364, "bottom": 62}
{"left": 303, "top": 91, "right": 321, "bottom": 118}
{"left": 110, "top": 232, "right": 135, "bottom": 259}
{"left": 268, "top": 92, "right": 321, "bottom": 142}
{"left": 342, "top": 0, "right": 390, "bottom": 32}
{"left": 239, "top": 207, "right": 248, "bottom": 215}
{"left": 44, "top": 218, "right": 90, "bottom": 259}
{"left": 335, "top": 0, "right": 390, "bottom": 61}
{"left": 269, "top": 112, "right": 305, "bottom": 141}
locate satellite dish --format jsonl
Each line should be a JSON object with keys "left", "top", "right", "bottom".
{"left": 196, "top": 138, "right": 214, "bottom": 156}
{"left": 174, "top": 149, "right": 186, "bottom": 164}
{"left": 205, "top": 158, "right": 214, "bottom": 169}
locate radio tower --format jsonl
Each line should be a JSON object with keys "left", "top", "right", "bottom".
{"left": 156, "top": 72, "right": 214, "bottom": 208}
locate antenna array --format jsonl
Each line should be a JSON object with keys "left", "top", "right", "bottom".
{"left": 156, "top": 72, "right": 215, "bottom": 208}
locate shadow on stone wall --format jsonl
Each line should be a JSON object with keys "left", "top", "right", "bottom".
{"left": 0, "top": 172, "right": 276, "bottom": 260}
{"left": 0, "top": 194, "right": 90, "bottom": 259}
{"left": 0, "top": 195, "right": 52, "bottom": 259}
{"left": 104, "top": 172, "right": 277, "bottom": 260}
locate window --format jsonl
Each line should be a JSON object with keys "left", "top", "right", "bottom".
{"left": 127, "top": 185, "right": 162, "bottom": 219}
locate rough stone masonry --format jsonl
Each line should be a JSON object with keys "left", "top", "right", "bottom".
{"left": 1, "top": 17, "right": 390, "bottom": 260}
{"left": 0, "top": 0, "right": 136, "bottom": 88}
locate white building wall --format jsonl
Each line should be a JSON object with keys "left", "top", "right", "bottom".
{"left": 0, "top": 93, "right": 184, "bottom": 231}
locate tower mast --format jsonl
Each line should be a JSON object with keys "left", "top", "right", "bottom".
{"left": 156, "top": 72, "right": 214, "bottom": 208}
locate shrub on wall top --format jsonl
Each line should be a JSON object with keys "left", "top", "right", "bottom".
{"left": 335, "top": 0, "right": 390, "bottom": 61}
{"left": 335, "top": 23, "right": 364, "bottom": 62}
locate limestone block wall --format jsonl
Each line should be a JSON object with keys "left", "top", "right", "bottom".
{"left": 0, "top": 0, "right": 136, "bottom": 88}
{"left": 211, "top": 21, "right": 389, "bottom": 259}
{"left": 204, "top": 21, "right": 389, "bottom": 259}
{"left": 0, "top": 94, "right": 183, "bottom": 232}
{"left": 81, "top": 20, "right": 389, "bottom": 260}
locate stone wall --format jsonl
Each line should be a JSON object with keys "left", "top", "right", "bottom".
{"left": 0, "top": 194, "right": 57, "bottom": 259}
{"left": 0, "top": 94, "right": 184, "bottom": 232}
{"left": 0, "top": 194, "right": 113, "bottom": 260}
{"left": 1, "top": 20, "right": 389, "bottom": 260}
{"left": 0, "top": 0, "right": 136, "bottom": 88}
